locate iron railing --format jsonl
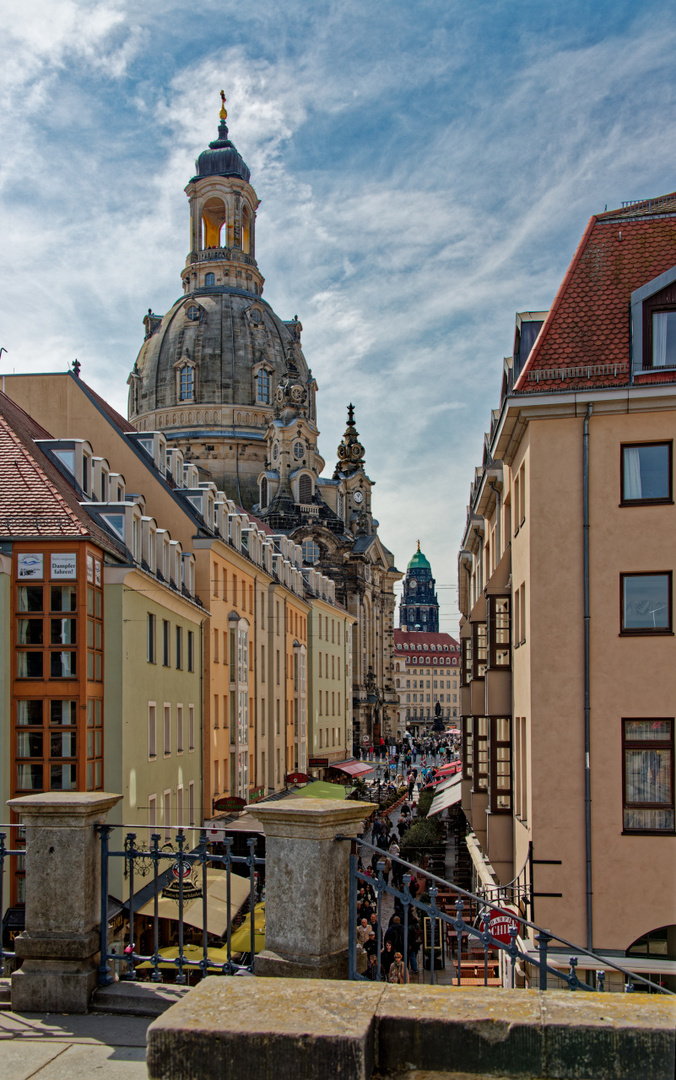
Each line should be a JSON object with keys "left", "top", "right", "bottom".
{"left": 97, "top": 826, "right": 264, "bottom": 985}
{"left": 346, "top": 838, "right": 673, "bottom": 994}
{"left": 0, "top": 827, "right": 25, "bottom": 976}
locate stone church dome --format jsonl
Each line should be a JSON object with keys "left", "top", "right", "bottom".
{"left": 127, "top": 95, "right": 317, "bottom": 507}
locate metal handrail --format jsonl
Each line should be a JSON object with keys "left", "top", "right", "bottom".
{"left": 96, "top": 826, "right": 264, "bottom": 985}
{"left": 346, "top": 838, "right": 673, "bottom": 994}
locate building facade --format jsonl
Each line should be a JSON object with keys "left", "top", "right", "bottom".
{"left": 393, "top": 630, "right": 460, "bottom": 735}
{"left": 458, "top": 194, "right": 676, "bottom": 987}
{"left": 0, "top": 391, "right": 205, "bottom": 907}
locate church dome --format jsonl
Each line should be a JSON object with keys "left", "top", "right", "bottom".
{"left": 192, "top": 119, "right": 251, "bottom": 184}
{"left": 407, "top": 546, "right": 431, "bottom": 570}
{"left": 130, "top": 290, "right": 309, "bottom": 417}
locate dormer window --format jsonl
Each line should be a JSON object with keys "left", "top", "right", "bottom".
{"left": 186, "top": 305, "right": 200, "bottom": 322}
{"left": 652, "top": 312, "right": 676, "bottom": 367}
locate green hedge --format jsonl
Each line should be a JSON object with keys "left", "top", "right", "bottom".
{"left": 399, "top": 817, "right": 444, "bottom": 856}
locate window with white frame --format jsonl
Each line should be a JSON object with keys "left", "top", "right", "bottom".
{"left": 621, "top": 443, "right": 672, "bottom": 504}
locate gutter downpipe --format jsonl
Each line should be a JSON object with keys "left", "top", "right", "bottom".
{"left": 583, "top": 403, "right": 593, "bottom": 953}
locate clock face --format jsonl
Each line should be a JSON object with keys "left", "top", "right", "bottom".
{"left": 293, "top": 441, "right": 304, "bottom": 460}
{"left": 409, "top": 579, "right": 417, "bottom": 591}
{"left": 351, "top": 442, "right": 363, "bottom": 460}
{"left": 275, "top": 386, "right": 285, "bottom": 403}
{"left": 290, "top": 385, "right": 304, "bottom": 403}
{"left": 353, "top": 489, "right": 364, "bottom": 505}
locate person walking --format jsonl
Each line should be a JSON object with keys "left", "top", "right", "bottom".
{"left": 388, "top": 951, "right": 407, "bottom": 984}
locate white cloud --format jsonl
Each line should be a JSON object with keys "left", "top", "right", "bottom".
{"left": 2, "top": 2, "right": 676, "bottom": 634}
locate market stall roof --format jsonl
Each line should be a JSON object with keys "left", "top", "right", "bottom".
{"left": 292, "top": 781, "right": 346, "bottom": 800}
{"left": 427, "top": 778, "right": 462, "bottom": 817}
{"left": 329, "top": 760, "right": 374, "bottom": 777}
{"left": 135, "top": 868, "right": 249, "bottom": 937}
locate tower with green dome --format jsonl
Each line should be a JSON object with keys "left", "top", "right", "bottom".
{"left": 399, "top": 541, "right": 439, "bottom": 631}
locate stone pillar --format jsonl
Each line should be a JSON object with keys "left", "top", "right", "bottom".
{"left": 7, "top": 791, "right": 121, "bottom": 1013}
{"left": 253, "top": 797, "right": 375, "bottom": 980}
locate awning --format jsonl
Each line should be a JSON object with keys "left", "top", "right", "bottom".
{"left": 135, "top": 868, "right": 250, "bottom": 937}
{"left": 293, "top": 780, "right": 347, "bottom": 800}
{"left": 427, "top": 778, "right": 462, "bottom": 817}
{"left": 330, "top": 760, "right": 375, "bottom": 777}
{"left": 213, "top": 814, "right": 266, "bottom": 834}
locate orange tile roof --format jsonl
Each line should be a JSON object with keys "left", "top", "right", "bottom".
{"left": 515, "top": 196, "right": 676, "bottom": 392}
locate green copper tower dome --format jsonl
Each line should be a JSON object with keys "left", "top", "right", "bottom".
{"left": 400, "top": 542, "right": 438, "bottom": 631}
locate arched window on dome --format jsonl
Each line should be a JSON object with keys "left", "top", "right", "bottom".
{"left": 242, "top": 205, "right": 251, "bottom": 254}
{"left": 255, "top": 369, "right": 271, "bottom": 404}
{"left": 260, "top": 476, "right": 268, "bottom": 510}
{"left": 201, "top": 197, "right": 226, "bottom": 249}
{"left": 175, "top": 358, "right": 196, "bottom": 403}
{"left": 205, "top": 272, "right": 215, "bottom": 286}
{"left": 298, "top": 474, "right": 312, "bottom": 504}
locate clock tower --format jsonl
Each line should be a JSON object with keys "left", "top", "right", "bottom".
{"left": 334, "top": 404, "right": 374, "bottom": 535}
{"left": 399, "top": 542, "right": 439, "bottom": 631}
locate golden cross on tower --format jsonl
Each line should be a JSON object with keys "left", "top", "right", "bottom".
{"left": 417, "top": 539, "right": 421, "bottom": 552}
{"left": 219, "top": 90, "right": 227, "bottom": 121}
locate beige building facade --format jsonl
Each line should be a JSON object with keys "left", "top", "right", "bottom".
{"left": 393, "top": 630, "right": 460, "bottom": 735}
{"left": 459, "top": 196, "right": 676, "bottom": 989}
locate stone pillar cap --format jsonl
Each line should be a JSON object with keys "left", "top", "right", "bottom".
{"left": 249, "top": 798, "right": 377, "bottom": 839}
{"left": 8, "top": 792, "right": 122, "bottom": 818}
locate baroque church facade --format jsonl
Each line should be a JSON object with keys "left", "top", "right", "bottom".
{"left": 127, "top": 95, "right": 401, "bottom": 745}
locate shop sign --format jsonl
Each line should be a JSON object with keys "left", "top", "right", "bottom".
{"left": 17, "top": 553, "right": 43, "bottom": 579}
{"left": 286, "top": 772, "right": 310, "bottom": 785}
{"left": 489, "top": 911, "right": 520, "bottom": 945}
{"left": 308, "top": 757, "right": 329, "bottom": 768}
{"left": 213, "top": 796, "right": 247, "bottom": 813}
{"left": 162, "top": 862, "right": 202, "bottom": 902}
{"left": 51, "top": 553, "right": 77, "bottom": 579}
{"left": 248, "top": 786, "right": 266, "bottom": 803}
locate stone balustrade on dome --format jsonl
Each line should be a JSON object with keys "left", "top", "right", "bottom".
{"left": 188, "top": 246, "right": 257, "bottom": 268}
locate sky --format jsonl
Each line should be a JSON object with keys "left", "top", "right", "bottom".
{"left": 2, "top": 0, "right": 676, "bottom": 636}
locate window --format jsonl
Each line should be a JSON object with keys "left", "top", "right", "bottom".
{"left": 255, "top": 369, "right": 271, "bottom": 404}
{"left": 147, "top": 614, "right": 156, "bottom": 663}
{"left": 176, "top": 626, "right": 183, "bottom": 669}
{"left": 179, "top": 364, "right": 194, "bottom": 401}
{"left": 488, "top": 595, "right": 511, "bottom": 667}
{"left": 189, "top": 781, "right": 195, "bottom": 826}
{"left": 177, "top": 705, "right": 184, "bottom": 753}
{"left": 623, "top": 719, "right": 674, "bottom": 833}
{"left": 187, "top": 630, "right": 194, "bottom": 672}
{"left": 298, "top": 474, "right": 312, "bottom": 503}
{"left": 162, "top": 620, "right": 170, "bottom": 666}
{"left": 148, "top": 704, "right": 157, "bottom": 757}
{"left": 260, "top": 476, "right": 268, "bottom": 509}
{"left": 489, "top": 717, "right": 512, "bottom": 812}
{"left": 472, "top": 623, "right": 487, "bottom": 679}
{"left": 621, "top": 573, "right": 672, "bottom": 633}
{"left": 205, "top": 272, "right": 215, "bottom": 286}
{"left": 651, "top": 312, "right": 676, "bottom": 367}
{"left": 302, "top": 539, "right": 320, "bottom": 565}
{"left": 621, "top": 443, "right": 672, "bottom": 504}
{"left": 188, "top": 704, "right": 195, "bottom": 751}
{"left": 164, "top": 705, "right": 171, "bottom": 755}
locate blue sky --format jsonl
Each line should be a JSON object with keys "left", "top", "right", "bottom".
{"left": 2, "top": 0, "right": 676, "bottom": 634}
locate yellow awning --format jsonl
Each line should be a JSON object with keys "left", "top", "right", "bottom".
{"left": 135, "top": 869, "right": 250, "bottom": 938}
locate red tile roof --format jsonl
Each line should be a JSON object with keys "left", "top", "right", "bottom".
{"left": 515, "top": 195, "right": 676, "bottom": 392}
{"left": 394, "top": 629, "right": 459, "bottom": 651}
{"left": 0, "top": 391, "right": 124, "bottom": 551}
